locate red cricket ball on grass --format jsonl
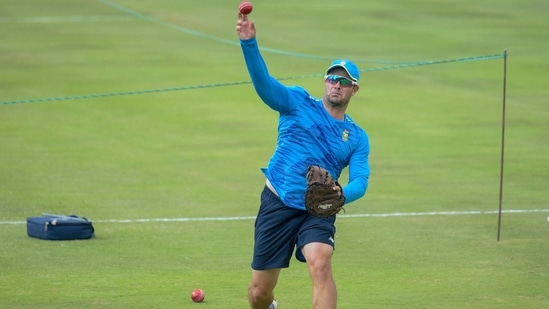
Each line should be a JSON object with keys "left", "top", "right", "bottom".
{"left": 191, "top": 289, "right": 205, "bottom": 303}
{"left": 239, "top": 1, "right": 253, "bottom": 15}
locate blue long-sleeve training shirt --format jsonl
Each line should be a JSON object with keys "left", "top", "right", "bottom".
{"left": 240, "top": 37, "right": 370, "bottom": 210}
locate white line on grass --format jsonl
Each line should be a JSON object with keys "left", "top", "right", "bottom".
{"left": 0, "top": 16, "right": 136, "bottom": 23}
{"left": 1, "top": 209, "right": 548, "bottom": 225}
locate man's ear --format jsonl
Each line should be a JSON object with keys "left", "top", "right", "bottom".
{"left": 352, "top": 85, "right": 360, "bottom": 96}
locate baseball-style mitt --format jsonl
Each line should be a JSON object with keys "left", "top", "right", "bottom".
{"left": 304, "top": 165, "right": 345, "bottom": 217}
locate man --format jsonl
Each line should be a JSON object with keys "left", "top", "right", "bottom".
{"left": 236, "top": 11, "right": 370, "bottom": 309}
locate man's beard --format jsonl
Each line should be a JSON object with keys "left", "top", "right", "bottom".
{"left": 327, "top": 95, "right": 345, "bottom": 108}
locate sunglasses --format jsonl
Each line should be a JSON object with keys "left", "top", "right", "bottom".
{"left": 324, "top": 75, "right": 357, "bottom": 87}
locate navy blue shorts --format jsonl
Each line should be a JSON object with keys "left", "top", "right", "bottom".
{"left": 251, "top": 186, "right": 336, "bottom": 270}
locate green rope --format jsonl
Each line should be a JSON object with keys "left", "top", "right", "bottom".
{"left": 1, "top": 81, "right": 250, "bottom": 105}
{"left": 0, "top": 0, "right": 505, "bottom": 105}
{"left": 99, "top": 0, "right": 419, "bottom": 65}
{"left": 0, "top": 53, "right": 504, "bottom": 105}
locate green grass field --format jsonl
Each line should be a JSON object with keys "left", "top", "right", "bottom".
{"left": 1, "top": 0, "right": 548, "bottom": 308}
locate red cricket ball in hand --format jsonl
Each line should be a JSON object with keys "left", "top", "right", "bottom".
{"left": 239, "top": 1, "right": 253, "bottom": 15}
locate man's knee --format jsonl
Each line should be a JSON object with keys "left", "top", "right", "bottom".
{"left": 302, "top": 243, "right": 334, "bottom": 280}
{"left": 248, "top": 269, "right": 280, "bottom": 304}
{"left": 248, "top": 282, "right": 272, "bottom": 301}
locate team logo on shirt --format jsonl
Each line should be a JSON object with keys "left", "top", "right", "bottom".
{"left": 342, "top": 129, "right": 349, "bottom": 142}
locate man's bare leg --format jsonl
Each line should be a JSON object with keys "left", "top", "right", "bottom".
{"left": 302, "top": 242, "right": 337, "bottom": 309}
{"left": 248, "top": 268, "right": 281, "bottom": 309}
